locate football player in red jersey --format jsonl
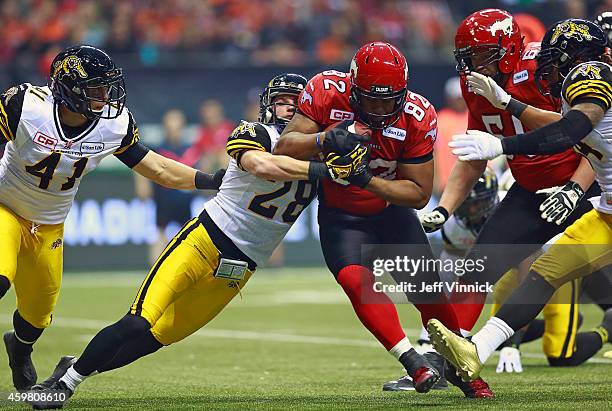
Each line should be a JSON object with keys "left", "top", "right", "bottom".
{"left": 420, "top": 9, "right": 599, "bottom": 334}
{"left": 275, "top": 42, "right": 492, "bottom": 397}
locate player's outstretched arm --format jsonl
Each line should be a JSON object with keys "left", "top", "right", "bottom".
{"left": 131, "top": 150, "right": 224, "bottom": 190}
{"left": 467, "top": 72, "right": 561, "bottom": 129}
{"left": 364, "top": 160, "right": 434, "bottom": 209}
{"left": 274, "top": 113, "right": 322, "bottom": 160}
{"left": 438, "top": 159, "right": 487, "bottom": 214}
{"left": 240, "top": 150, "right": 312, "bottom": 181}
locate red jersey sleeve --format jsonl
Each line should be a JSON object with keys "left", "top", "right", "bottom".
{"left": 297, "top": 71, "right": 353, "bottom": 129}
{"left": 399, "top": 93, "right": 437, "bottom": 163}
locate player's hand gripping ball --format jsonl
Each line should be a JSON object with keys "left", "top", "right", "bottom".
{"left": 323, "top": 120, "right": 371, "bottom": 155}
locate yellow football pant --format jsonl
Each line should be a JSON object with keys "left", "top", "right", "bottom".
{"left": 130, "top": 218, "right": 253, "bottom": 345}
{"left": 491, "top": 269, "right": 580, "bottom": 359}
{"left": 0, "top": 204, "right": 64, "bottom": 328}
{"left": 533, "top": 209, "right": 611, "bottom": 288}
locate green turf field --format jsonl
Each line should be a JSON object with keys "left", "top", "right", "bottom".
{"left": 0, "top": 268, "right": 610, "bottom": 410}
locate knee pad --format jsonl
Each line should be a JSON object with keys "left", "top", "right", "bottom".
{"left": 0, "top": 275, "right": 10, "bottom": 299}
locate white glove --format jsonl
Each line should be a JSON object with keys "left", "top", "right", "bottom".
{"left": 449, "top": 130, "right": 504, "bottom": 161}
{"left": 420, "top": 206, "right": 449, "bottom": 233}
{"left": 496, "top": 347, "right": 523, "bottom": 373}
{"left": 536, "top": 181, "right": 584, "bottom": 225}
{"left": 467, "top": 72, "right": 511, "bottom": 109}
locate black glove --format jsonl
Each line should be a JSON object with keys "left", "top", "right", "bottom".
{"left": 323, "top": 121, "right": 370, "bottom": 155}
{"left": 195, "top": 169, "right": 226, "bottom": 190}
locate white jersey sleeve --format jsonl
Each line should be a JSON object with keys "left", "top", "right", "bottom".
{"left": 205, "top": 122, "right": 317, "bottom": 266}
{"left": 561, "top": 61, "right": 612, "bottom": 213}
{"left": 0, "top": 83, "right": 137, "bottom": 224}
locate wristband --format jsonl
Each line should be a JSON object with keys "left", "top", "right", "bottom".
{"left": 316, "top": 132, "right": 324, "bottom": 151}
{"left": 433, "top": 206, "right": 449, "bottom": 220}
{"left": 506, "top": 98, "right": 528, "bottom": 118}
{"left": 308, "top": 162, "right": 328, "bottom": 180}
{"left": 195, "top": 171, "right": 216, "bottom": 189}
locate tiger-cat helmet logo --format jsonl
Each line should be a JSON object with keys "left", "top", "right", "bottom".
{"left": 52, "top": 56, "right": 88, "bottom": 81}
{"left": 550, "top": 21, "right": 593, "bottom": 44}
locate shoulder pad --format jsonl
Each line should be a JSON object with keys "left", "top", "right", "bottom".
{"left": 562, "top": 61, "right": 612, "bottom": 108}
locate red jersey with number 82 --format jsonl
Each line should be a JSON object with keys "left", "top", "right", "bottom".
{"left": 298, "top": 70, "right": 437, "bottom": 215}
{"left": 463, "top": 42, "right": 581, "bottom": 192}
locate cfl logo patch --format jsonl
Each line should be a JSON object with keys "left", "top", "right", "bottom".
{"left": 50, "top": 239, "right": 63, "bottom": 250}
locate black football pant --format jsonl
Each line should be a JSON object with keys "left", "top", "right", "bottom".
{"left": 463, "top": 182, "right": 600, "bottom": 285}
{"left": 318, "top": 204, "right": 443, "bottom": 304}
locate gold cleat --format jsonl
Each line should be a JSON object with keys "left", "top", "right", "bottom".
{"left": 427, "top": 319, "right": 483, "bottom": 381}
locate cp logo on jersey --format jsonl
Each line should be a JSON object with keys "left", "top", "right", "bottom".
{"left": 550, "top": 21, "right": 593, "bottom": 44}
{"left": 33, "top": 132, "right": 57, "bottom": 150}
{"left": 330, "top": 109, "right": 354, "bottom": 121}
{"left": 52, "top": 56, "right": 88, "bottom": 80}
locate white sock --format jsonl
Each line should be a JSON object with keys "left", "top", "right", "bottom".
{"left": 59, "top": 365, "right": 91, "bottom": 392}
{"left": 388, "top": 337, "right": 413, "bottom": 360}
{"left": 471, "top": 317, "right": 514, "bottom": 363}
{"left": 419, "top": 326, "right": 429, "bottom": 342}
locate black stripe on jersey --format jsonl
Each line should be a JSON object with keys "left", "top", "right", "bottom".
{"left": 131, "top": 218, "right": 200, "bottom": 316}
{"left": 0, "top": 117, "right": 12, "bottom": 142}
{"left": 559, "top": 280, "right": 578, "bottom": 359}
{"left": 565, "top": 81, "right": 612, "bottom": 108}
{"left": 115, "top": 111, "right": 139, "bottom": 155}
{"left": 53, "top": 102, "right": 100, "bottom": 143}
{"left": 0, "top": 105, "right": 13, "bottom": 141}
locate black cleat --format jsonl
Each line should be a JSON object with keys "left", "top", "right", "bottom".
{"left": 383, "top": 373, "right": 448, "bottom": 391}
{"left": 383, "top": 352, "right": 447, "bottom": 392}
{"left": 3, "top": 330, "right": 37, "bottom": 391}
{"left": 33, "top": 356, "right": 77, "bottom": 390}
{"left": 28, "top": 380, "right": 72, "bottom": 410}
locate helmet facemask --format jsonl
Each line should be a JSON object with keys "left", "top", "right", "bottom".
{"left": 350, "top": 86, "right": 407, "bottom": 130}
{"left": 454, "top": 42, "right": 507, "bottom": 83}
{"left": 259, "top": 88, "right": 300, "bottom": 126}
{"left": 535, "top": 47, "right": 572, "bottom": 97}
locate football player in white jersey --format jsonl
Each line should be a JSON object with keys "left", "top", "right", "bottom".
{"left": 28, "top": 73, "right": 368, "bottom": 409}
{"left": 427, "top": 19, "right": 612, "bottom": 383}
{"left": 0, "top": 45, "right": 229, "bottom": 392}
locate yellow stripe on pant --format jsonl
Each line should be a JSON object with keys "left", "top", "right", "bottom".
{"left": 0, "top": 203, "right": 64, "bottom": 328}
{"left": 129, "top": 217, "right": 253, "bottom": 345}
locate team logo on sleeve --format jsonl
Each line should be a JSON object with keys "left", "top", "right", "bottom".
{"left": 489, "top": 17, "right": 514, "bottom": 37}
{"left": 300, "top": 89, "right": 313, "bottom": 105}
{"left": 571, "top": 64, "right": 602, "bottom": 80}
{"left": 2, "top": 86, "right": 19, "bottom": 106}
{"left": 231, "top": 121, "right": 257, "bottom": 139}
{"left": 550, "top": 21, "right": 593, "bottom": 44}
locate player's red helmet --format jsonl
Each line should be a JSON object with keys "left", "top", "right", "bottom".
{"left": 349, "top": 42, "right": 408, "bottom": 129}
{"left": 454, "top": 9, "right": 523, "bottom": 80}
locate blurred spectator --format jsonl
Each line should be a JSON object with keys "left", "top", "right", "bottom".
{"left": 182, "top": 99, "right": 235, "bottom": 172}
{"left": 134, "top": 109, "right": 194, "bottom": 265}
{"left": 433, "top": 76, "right": 468, "bottom": 195}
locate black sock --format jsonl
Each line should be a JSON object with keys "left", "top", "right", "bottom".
{"left": 97, "top": 330, "right": 163, "bottom": 373}
{"left": 12, "top": 310, "right": 44, "bottom": 358}
{"left": 495, "top": 271, "right": 556, "bottom": 331}
{"left": 0, "top": 275, "right": 10, "bottom": 299}
{"left": 521, "top": 319, "right": 545, "bottom": 343}
{"left": 548, "top": 331, "right": 604, "bottom": 366}
{"left": 74, "top": 314, "right": 151, "bottom": 376}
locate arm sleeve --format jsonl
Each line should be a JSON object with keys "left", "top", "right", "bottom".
{"left": 501, "top": 62, "right": 612, "bottom": 156}
{"left": 0, "top": 84, "right": 27, "bottom": 143}
{"left": 226, "top": 121, "right": 272, "bottom": 167}
{"left": 399, "top": 99, "right": 437, "bottom": 164}
{"left": 500, "top": 109, "right": 594, "bottom": 155}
